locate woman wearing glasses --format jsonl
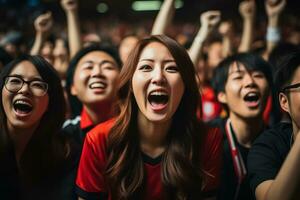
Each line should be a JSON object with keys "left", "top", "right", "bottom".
{"left": 0, "top": 55, "right": 73, "bottom": 199}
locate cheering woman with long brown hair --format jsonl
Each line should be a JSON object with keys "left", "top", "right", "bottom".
{"left": 76, "top": 35, "right": 222, "bottom": 200}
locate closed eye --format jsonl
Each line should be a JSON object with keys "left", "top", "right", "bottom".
{"left": 252, "top": 72, "right": 265, "bottom": 79}
{"left": 138, "top": 64, "right": 152, "bottom": 71}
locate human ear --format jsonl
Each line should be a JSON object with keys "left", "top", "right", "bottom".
{"left": 217, "top": 91, "right": 227, "bottom": 104}
{"left": 70, "top": 84, "right": 77, "bottom": 96}
{"left": 279, "top": 92, "right": 290, "bottom": 114}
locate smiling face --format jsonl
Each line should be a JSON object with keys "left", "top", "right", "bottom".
{"left": 132, "top": 42, "right": 185, "bottom": 123}
{"left": 71, "top": 51, "right": 120, "bottom": 106}
{"left": 2, "top": 60, "right": 49, "bottom": 131}
{"left": 218, "top": 62, "right": 269, "bottom": 119}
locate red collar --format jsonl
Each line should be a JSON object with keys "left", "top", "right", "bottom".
{"left": 80, "top": 108, "right": 94, "bottom": 129}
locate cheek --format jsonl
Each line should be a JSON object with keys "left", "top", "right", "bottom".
{"left": 2, "top": 89, "right": 11, "bottom": 111}
{"left": 171, "top": 78, "right": 185, "bottom": 103}
{"left": 106, "top": 71, "right": 119, "bottom": 86}
{"left": 225, "top": 83, "right": 240, "bottom": 98}
{"left": 36, "top": 95, "right": 49, "bottom": 114}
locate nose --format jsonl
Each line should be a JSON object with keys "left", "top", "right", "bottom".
{"left": 151, "top": 67, "right": 166, "bottom": 85}
{"left": 91, "top": 65, "right": 103, "bottom": 77}
{"left": 18, "top": 82, "right": 32, "bottom": 94}
{"left": 244, "top": 73, "right": 256, "bottom": 88}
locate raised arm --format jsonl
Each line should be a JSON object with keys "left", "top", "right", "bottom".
{"left": 219, "top": 21, "right": 233, "bottom": 58}
{"left": 61, "top": 0, "right": 81, "bottom": 59}
{"left": 238, "top": 0, "right": 256, "bottom": 53}
{"left": 30, "top": 12, "right": 53, "bottom": 55}
{"left": 255, "top": 130, "right": 300, "bottom": 200}
{"left": 188, "top": 11, "right": 220, "bottom": 66}
{"left": 263, "top": 0, "right": 286, "bottom": 59}
{"left": 151, "top": 0, "right": 175, "bottom": 35}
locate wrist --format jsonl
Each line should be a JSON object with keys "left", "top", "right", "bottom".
{"left": 266, "top": 26, "right": 280, "bottom": 42}
{"left": 268, "top": 16, "right": 279, "bottom": 27}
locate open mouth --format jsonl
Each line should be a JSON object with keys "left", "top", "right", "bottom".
{"left": 243, "top": 92, "right": 260, "bottom": 107}
{"left": 13, "top": 100, "right": 33, "bottom": 114}
{"left": 89, "top": 82, "right": 107, "bottom": 90}
{"left": 148, "top": 91, "right": 169, "bottom": 110}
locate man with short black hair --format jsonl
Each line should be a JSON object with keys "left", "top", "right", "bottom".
{"left": 248, "top": 51, "right": 300, "bottom": 200}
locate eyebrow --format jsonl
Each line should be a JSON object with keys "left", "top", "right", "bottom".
{"left": 81, "top": 60, "right": 116, "bottom": 66}
{"left": 139, "top": 59, "right": 176, "bottom": 63}
{"left": 9, "top": 74, "right": 44, "bottom": 81}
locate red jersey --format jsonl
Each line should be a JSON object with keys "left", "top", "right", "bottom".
{"left": 75, "top": 119, "right": 222, "bottom": 199}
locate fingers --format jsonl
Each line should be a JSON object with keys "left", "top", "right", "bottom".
{"left": 239, "top": 0, "right": 256, "bottom": 18}
{"left": 265, "top": 0, "right": 286, "bottom": 15}
{"left": 34, "top": 11, "right": 53, "bottom": 32}
{"left": 61, "top": 0, "right": 78, "bottom": 11}
{"left": 201, "top": 10, "right": 221, "bottom": 27}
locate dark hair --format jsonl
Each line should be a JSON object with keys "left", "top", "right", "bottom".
{"left": 211, "top": 53, "right": 273, "bottom": 95}
{"left": 65, "top": 43, "right": 122, "bottom": 117}
{"left": 106, "top": 35, "right": 203, "bottom": 199}
{"left": 0, "top": 55, "right": 69, "bottom": 183}
{"left": 268, "top": 42, "right": 300, "bottom": 74}
{"left": 274, "top": 51, "right": 300, "bottom": 93}
{"left": 0, "top": 47, "right": 12, "bottom": 70}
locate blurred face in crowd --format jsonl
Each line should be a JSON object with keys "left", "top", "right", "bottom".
{"left": 218, "top": 62, "right": 269, "bottom": 119}
{"left": 41, "top": 41, "right": 54, "bottom": 64}
{"left": 279, "top": 65, "right": 300, "bottom": 133}
{"left": 132, "top": 42, "right": 185, "bottom": 123}
{"left": 2, "top": 61, "right": 49, "bottom": 131}
{"left": 71, "top": 51, "right": 120, "bottom": 106}
{"left": 53, "top": 38, "right": 68, "bottom": 59}
{"left": 119, "top": 36, "right": 138, "bottom": 63}
{"left": 207, "top": 41, "right": 223, "bottom": 80}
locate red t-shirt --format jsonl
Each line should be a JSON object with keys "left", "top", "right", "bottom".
{"left": 76, "top": 119, "right": 222, "bottom": 199}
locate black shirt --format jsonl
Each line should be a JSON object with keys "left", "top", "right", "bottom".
{"left": 0, "top": 142, "right": 76, "bottom": 200}
{"left": 209, "top": 118, "right": 256, "bottom": 200}
{"left": 62, "top": 114, "right": 96, "bottom": 200}
{"left": 247, "top": 122, "right": 292, "bottom": 196}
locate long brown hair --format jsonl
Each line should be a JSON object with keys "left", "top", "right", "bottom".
{"left": 106, "top": 35, "right": 204, "bottom": 199}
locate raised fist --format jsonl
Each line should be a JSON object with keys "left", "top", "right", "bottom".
{"left": 34, "top": 12, "right": 53, "bottom": 33}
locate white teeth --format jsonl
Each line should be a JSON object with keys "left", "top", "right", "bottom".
{"left": 90, "top": 82, "right": 106, "bottom": 89}
{"left": 150, "top": 91, "right": 168, "bottom": 96}
{"left": 15, "top": 100, "right": 32, "bottom": 107}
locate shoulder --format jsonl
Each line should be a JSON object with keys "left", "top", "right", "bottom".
{"left": 85, "top": 118, "right": 116, "bottom": 146}
{"left": 247, "top": 122, "right": 292, "bottom": 193}
{"left": 252, "top": 122, "right": 292, "bottom": 150}
{"left": 202, "top": 122, "right": 223, "bottom": 151}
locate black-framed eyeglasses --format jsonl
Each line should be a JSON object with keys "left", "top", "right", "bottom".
{"left": 4, "top": 76, "right": 48, "bottom": 97}
{"left": 281, "top": 82, "right": 300, "bottom": 93}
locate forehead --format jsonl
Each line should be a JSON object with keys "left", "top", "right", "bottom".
{"left": 139, "top": 42, "right": 174, "bottom": 61}
{"left": 78, "top": 51, "right": 116, "bottom": 64}
{"left": 290, "top": 66, "right": 300, "bottom": 84}
{"left": 10, "top": 60, "right": 41, "bottom": 77}
{"left": 228, "top": 62, "right": 247, "bottom": 74}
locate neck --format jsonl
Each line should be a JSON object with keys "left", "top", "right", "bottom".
{"left": 229, "top": 113, "right": 264, "bottom": 148}
{"left": 84, "top": 101, "right": 115, "bottom": 124}
{"left": 138, "top": 112, "right": 171, "bottom": 158}
{"left": 7, "top": 122, "right": 38, "bottom": 164}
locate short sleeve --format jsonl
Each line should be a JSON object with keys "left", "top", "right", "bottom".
{"left": 247, "top": 135, "right": 281, "bottom": 195}
{"left": 247, "top": 124, "right": 291, "bottom": 196}
{"left": 75, "top": 131, "right": 108, "bottom": 200}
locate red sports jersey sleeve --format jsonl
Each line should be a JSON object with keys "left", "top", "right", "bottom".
{"left": 76, "top": 119, "right": 114, "bottom": 198}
